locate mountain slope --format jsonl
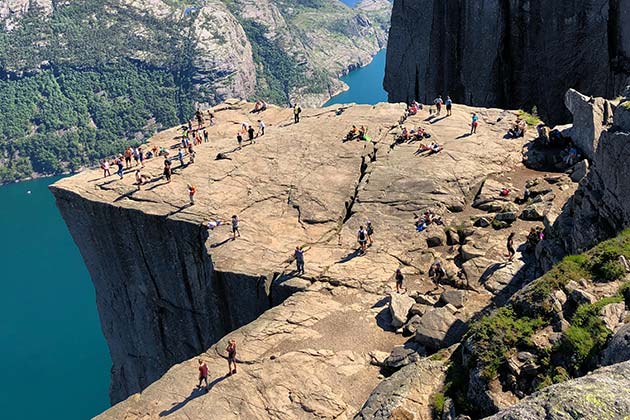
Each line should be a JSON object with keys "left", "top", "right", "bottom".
{"left": 0, "top": 0, "right": 390, "bottom": 182}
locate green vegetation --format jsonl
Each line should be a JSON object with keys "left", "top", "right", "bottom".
{"left": 467, "top": 307, "right": 544, "bottom": 379}
{"left": 432, "top": 392, "right": 446, "bottom": 416}
{"left": 518, "top": 107, "right": 542, "bottom": 126}
{"left": 447, "top": 230, "right": 630, "bottom": 416}
{"left": 0, "top": 63, "right": 183, "bottom": 182}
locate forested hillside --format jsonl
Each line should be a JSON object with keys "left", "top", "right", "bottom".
{"left": 0, "top": 0, "right": 390, "bottom": 182}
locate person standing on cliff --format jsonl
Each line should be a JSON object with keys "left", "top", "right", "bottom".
{"left": 257, "top": 119, "right": 265, "bottom": 137}
{"left": 163, "top": 159, "right": 172, "bottom": 183}
{"left": 506, "top": 232, "right": 516, "bottom": 262}
{"left": 395, "top": 268, "right": 406, "bottom": 293}
{"left": 247, "top": 125, "right": 255, "bottom": 144}
{"left": 445, "top": 96, "right": 453, "bottom": 116}
{"left": 115, "top": 158, "right": 124, "bottom": 179}
{"left": 366, "top": 221, "right": 374, "bottom": 246}
{"left": 357, "top": 225, "right": 368, "bottom": 254}
{"left": 197, "top": 359, "right": 209, "bottom": 389}
{"left": 203, "top": 128, "right": 209, "bottom": 143}
{"left": 236, "top": 132, "right": 243, "bottom": 150}
{"left": 188, "top": 184, "right": 196, "bottom": 205}
{"left": 434, "top": 96, "right": 443, "bottom": 116}
{"left": 231, "top": 215, "right": 240, "bottom": 239}
{"left": 471, "top": 113, "right": 479, "bottom": 134}
{"left": 226, "top": 339, "right": 237, "bottom": 375}
{"left": 177, "top": 148, "right": 185, "bottom": 168}
{"left": 101, "top": 160, "right": 111, "bottom": 178}
{"left": 293, "top": 104, "right": 302, "bottom": 124}
{"left": 295, "top": 246, "right": 305, "bottom": 274}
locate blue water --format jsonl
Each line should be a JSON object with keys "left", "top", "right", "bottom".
{"left": 324, "top": 49, "right": 388, "bottom": 106}
{"left": 0, "top": 177, "right": 111, "bottom": 420}
{"left": 340, "top": 0, "right": 360, "bottom": 6}
{"left": 0, "top": 44, "right": 387, "bottom": 420}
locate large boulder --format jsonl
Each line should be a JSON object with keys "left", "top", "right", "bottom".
{"left": 356, "top": 358, "right": 448, "bottom": 420}
{"left": 483, "top": 361, "right": 630, "bottom": 420}
{"left": 520, "top": 203, "right": 547, "bottom": 220}
{"left": 601, "top": 323, "right": 630, "bottom": 366}
{"left": 414, "top": 307, "right": 467, "bottom": 351}
{"left": 564, "top": 89, "right": 613, "bottom": 160}
{"left": 389, "top": 293, "right": 415, "bottom": 328}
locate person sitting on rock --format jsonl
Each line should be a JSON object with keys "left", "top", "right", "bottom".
{"left": 251, "top": 100, "right": 267, "bottom": 114}
{"left": 206, "top": 219, "right": 223, "bottom": 230}
{"left": 400, "top": 127, "right": 410, "bottom": 142}
{"left": 508, "top": 118, "right": 527, "bottom": 138}
{"left": 429, "top": 260, "right": 447, "bottom": 285}
{"left": 358, "top": 125, "right": 368, "bottom": 141}
{"left": 345, "top": 125, "right": 359, "bottom": 142}
{"left": 564, "top": 146, "right": 579, "bottom": 166}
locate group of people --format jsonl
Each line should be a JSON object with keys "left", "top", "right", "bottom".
{"left": 236, "top": 120, "right": 265, "bottom": 149}
{"left": 507, "top": 118, "right": 527, "bottom": 138}
{"left": 430, "top": 96, "right": 453, "bottom": 117}
{"left": 197, "top": 339, "right": 237, "bottom": 390}
{"left": 345, "top": 125, "right": 369, "bottom": 142}
{"left": 414, "top": 210, "right": 444, "bottom": 232}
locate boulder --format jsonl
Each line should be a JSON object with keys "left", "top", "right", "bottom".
{"left": 601, "top": 323, "right": 630, "bottom": 366}
{"left": 414, "top": 307, "right": 467, "bottom": 351}
{"left": 569, "top": 288, "right": 597, "bottom": 305}
{"left": 484, "top": 361, "right": 630, "bottom": 420}
{"left": 520, "top": 203, "right": 546, "bottom": 220}
{"left": 415, "top": 294, "right": 438, "bottom": 306}
{"left": 439, "top": 289, "right": 467, "bottom": 308}
{"left": 426, "top": 225, "right": 447, "bottom": 248}
{"left": 369, "top": 350, "right": 391, "bottom": 367}
{"left": 389, "top": 293, "right": 416, "bottom": 328}
{"left": 382, "top": 342, "right": 426, "bottom": 369}
{"left": 409, "top": 303, "right": 430, "bottom": 317}
{"left": 495, "top": 212, "right": 517, "bottom": 222}
{"left": 404, "top": 314, "right": 423, "bottom": 335}
{"left": 570, "top": 159, "right": 589, "bottom": 183}
{"left": 600, "top": 302, "right": 626, "bottom": 332}
{"left": 474, "top": 216, "right": 492, "bottom": 228}
{"left": 564, "top": 89, "right": 610, "bottom": 160}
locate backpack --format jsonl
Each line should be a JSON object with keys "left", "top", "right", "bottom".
{"left": 367, "top": 225, "right": 374, "bottom": 235}
{"left": 358, "top": 230, "right": 366, "bottom": 241}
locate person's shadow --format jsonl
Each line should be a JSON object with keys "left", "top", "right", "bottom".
{"left": 159, "top": 375, "right": 228, "bottom": 417}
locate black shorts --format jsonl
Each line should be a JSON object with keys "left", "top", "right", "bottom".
{"left": 232, "top": 226, "right": 239, "bottom": 233}
{"left": 446, "top": 104, "right": 452, "bottom": 110}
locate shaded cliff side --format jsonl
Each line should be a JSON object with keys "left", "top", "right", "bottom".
{"left": 384, "top": 0, "right": 630, "bottom": 123}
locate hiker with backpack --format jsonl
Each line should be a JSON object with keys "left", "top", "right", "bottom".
{"left": 357, "top": 225, "right": 368, "bottom": 254}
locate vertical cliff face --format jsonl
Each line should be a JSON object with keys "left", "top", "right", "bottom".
{"left": 50, "top": 187, "right": 274, "bottom": 404}
{"left": 385, "top": 0, "right": 630, "bottom": 123}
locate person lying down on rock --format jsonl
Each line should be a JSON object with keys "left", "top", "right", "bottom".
{"left": 416, "top": 142, "right": 442, "bottom": 155}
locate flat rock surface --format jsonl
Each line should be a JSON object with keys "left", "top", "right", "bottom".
{"left": 53, "top": 101, "right": 566, "bottom": 419}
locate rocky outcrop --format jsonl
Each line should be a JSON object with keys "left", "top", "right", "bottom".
{"left": 601, "top": 323, "right": 630, "bottom": 366}
{"left": 545, "top": 88, "right": 630, "bottom": 254}
{"left": 384, "top": 0, "right": 630, "bottom": 123}
{"left": 483, "top": 361, "right": 630, "bottom": 420}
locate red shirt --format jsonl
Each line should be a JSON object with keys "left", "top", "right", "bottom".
{"left": 199, "top": 363, "right": 208, "bottom": 377}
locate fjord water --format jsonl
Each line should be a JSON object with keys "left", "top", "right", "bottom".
{"left": 0, "top": 177, "right": 111, "bottom": 420}
{"left": 324, "top": 49, "right": 388, "bottom": 106}
{"left": 0, "top": 47, "right": 386, "bottom": 420}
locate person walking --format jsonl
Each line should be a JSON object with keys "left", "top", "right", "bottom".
{"left": 434, "top": 96, "right": 443, "bottom": 116}
{"left": 226, "top": 339, "right": 237, "bottom": 375}
{"left": 507, "top": 232, "right": 516, "bottom": 262}
{"left": 357, "top": 225, "right": 368, "bottom": 254}
{"left": 293, "top": 104, "right": 302, "bottom": 124}
{"left": 257, "top": 119, "right": 265, "bottom": 137}
{"left": 395, "top": 268, "right": 406, "bottom": 293}
{"left": 188, "top": 184, "right": 196, "bottom": 205}
{"left": 445, "top": 96, "right": 453, "bottom": 116}
{"left": 231, "top": 215, "right": 240, "bottom": 239}
{"left": 197, "top": 359, "right": 208, "bottom": 389}
{"left": 236, "top": 132, "right": 243, "bottom": 150}
{"left": 247, "top": 125, "right": 255, "bottom": 144}
{"left": 366, "top": 221, "right": 374, "bottom": 246}
{"left": 203, "top": 128, "right": 209, "bottom": 143}
{"left": 116, "top": 158, "right": 124, "bottom": 179}
{"left": 295, "top": 246, "right": 305, "bottom": 274}
{"left": 471, "top": 113, "right": 479, "bottom": 134}
{"left": 138, "top": 147, "right": 144, "bottom": 168}
{"left": 124, "top": 147, "right": 132, "bottom": 169}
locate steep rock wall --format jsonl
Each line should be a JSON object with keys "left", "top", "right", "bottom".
{"left": 385, "top": 0, "right": 630, "bottom": 123}
{"left": 51, "top": 187, "right": 276, "bottom": 404}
